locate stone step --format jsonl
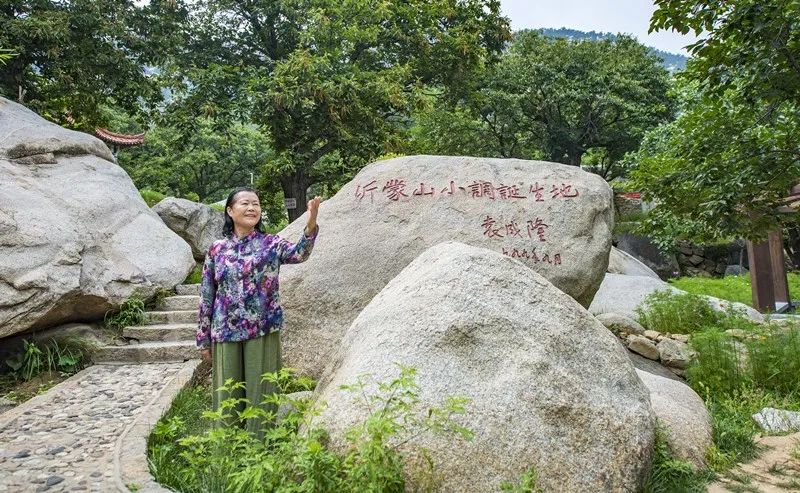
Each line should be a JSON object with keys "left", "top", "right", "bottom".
{"left": 144, "top": 310, "right": 196, "bottom": 325}
{"left": 92, "top": 341, "right": 199, "bottom": 364}
{"left": 175, "top": 284, "right": 200, "bottom": 295}
{"left": 123, "top": 324, "right": 196, "bottom": 342}
{"left": 158, "top": 295, "right": 200, "bottom": 311}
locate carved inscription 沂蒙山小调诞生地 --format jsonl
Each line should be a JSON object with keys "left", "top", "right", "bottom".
{"left": 354, "top": 178, "right": 579, "bottom": 266}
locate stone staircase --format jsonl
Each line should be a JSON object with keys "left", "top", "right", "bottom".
{"left": 92, "top": 284, "right": 202, "bottom": 364}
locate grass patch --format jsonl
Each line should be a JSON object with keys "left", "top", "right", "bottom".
{"left": 1, "top": 335, "right": 95, "bottom": 403}
{"left": 643, "top": 424, "right": 715, "bottom": 493}
{"left": 637, "top": 290, "right": 800, "bottom": 487}
{"left": 636, "top": 290, "right": 722, "bottom": 334}
{"left": 686, "top": 320, "right": 800, "bottom": 471}
{"left": 669, "top": 273, "right": 800, "bottom": 307}
{"left": 688, "top": 325, "right": 800, "bottom": 396}
{"left": 104, "top": 297, "right": 146, "bottom": 332}
{"left": 140, "top": 189, "right": 166, "bottom": 207}
{"left": 183, "top": 264, "right": 202, "bottom": 285}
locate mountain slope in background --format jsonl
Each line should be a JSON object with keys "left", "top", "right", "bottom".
{"left": 537, "top": 27, "right": 689, "bottom": 73}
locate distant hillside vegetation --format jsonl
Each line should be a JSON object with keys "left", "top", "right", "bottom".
{"left": 536, "top": 27, "right": 688, "bottom": 72}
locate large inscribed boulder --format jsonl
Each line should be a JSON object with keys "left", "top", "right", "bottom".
{"left": 314, "top": 241, "right": 654, "bottom": 492}
{"left": 0, "top": 97, "right": 194, "bottom": 338}
{"left": 279, "top": 155, "right": 614, "bottom": 377}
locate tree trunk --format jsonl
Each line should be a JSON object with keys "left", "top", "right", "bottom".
{"left": 280, "top": 171, "right": 311, "bottom": 223}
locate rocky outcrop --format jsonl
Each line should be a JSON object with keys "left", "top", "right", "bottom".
{"left": 0, "top": 97, "right": 194, "bottom": 338}
{"left": 589, "top": 273, "right": 764, "bottom": 322}
{"left": 608, "top": 247, "right": 660, "bottom": 278}
{"left": 152, "top": 198, "right": 224, "bottom": 261}
{"left": 314, "top": 241, "right": 654, "bottom": 492}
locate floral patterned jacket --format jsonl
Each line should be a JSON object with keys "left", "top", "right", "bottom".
{"left": 196, "top": 226, "right": 318, "bottom": 348}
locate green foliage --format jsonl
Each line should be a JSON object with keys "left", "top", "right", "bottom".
{"left": 104, "top": 297, "right": 146, "bottom": 331}
{"left": 634, "top": 1, "right": 800, "bottom": 244}
{"left": 160, "top": 0, "right": 511, "bottom": 219}
{"left": 636, "top": 290, "right": 722, "bottom": 334}
{"left": 500, "top": 468, "right": 543, "bottom": 493}
{"left": 149, "top": 365, "right": 472, "bottom": 492}
{"left": 650, "top": 1, "right": 800, "bottom": 107}
{"left": 120, "top": 120, "right": 272, "bottom": 204}
{"left": 145, "top": 288, "right": 175, "bottom": 310}
{"left": 139, "top": 189, "right": 166, "bottom": 208}
{"left": 183, "top": 264, "right": 202, "bottom": 285}
{"left": 408, "top": 30, "right": 673, "bottom": 178}
{"left": 688, "top": 324, "right": 800, "bottom": 397}
{"left": 4, "top": 335, "right": 94, "bottom": 382}
{"left": 643, "top": 423, "right": 715, "bottom": 493}
{"left": 670, "top": 273, "right": 800, "bottom": 307}
{"left": 683, "top": 317, "right": 800, "bottom": 472}
{"left": 0, "top": 48, "right": 16, "bottom": 65}
{"left": 625, "top": 83, "right": 800, "bottom": 246}
{"left": 0, "top": 1, "right": 183, "bottom": 128}
{"left": 638, "top": 289, "right": 800, "bottom": 475}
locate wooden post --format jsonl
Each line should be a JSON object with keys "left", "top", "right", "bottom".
{"left": 747, "top": 238, "right": 776, "bottom": 312}
{"left": 768, "top": 230, "right": 790, "bottom": 306}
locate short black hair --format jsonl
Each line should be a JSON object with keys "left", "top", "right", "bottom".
{"left": 222, "top": 187, "right": 266, "bottom": 237}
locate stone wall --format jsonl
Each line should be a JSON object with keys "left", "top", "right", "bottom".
{"left": 675, "top": 240, "right": 748, "bottom": 277}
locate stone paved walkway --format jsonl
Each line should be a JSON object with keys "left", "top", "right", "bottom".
{"left": 0, "top": 362, "right": 197, "bottom": 493}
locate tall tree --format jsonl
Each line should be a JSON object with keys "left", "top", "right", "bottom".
{"left": 408, "top": 31, "right": 674, "bottom": 177}
{"left": 0, "top": 0, "right": 184, "bottom": 129}
{"left": 161, "top": 0, "right": 510, "bottom": 220}
{"left": 118, "top": 120, "right": 272, "bottom": 204}
{"left": 631, "top": 0, "right": 800, "bottom": 245}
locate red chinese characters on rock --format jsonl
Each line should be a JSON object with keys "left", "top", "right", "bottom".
{"left": 501, "top": 247, "right": 563, "bottom": 265}
{"left": 551, "top": 183, "right": 579, "bottom": 199}
{"left": 382, "top": 179, "right": 409, "bottom": 201}
{"left": 354, "top": 178, "right": 580, "bottom": 203}
{"left": 483, "top": 216, "right": 549, "bottom": 242}
{"left": 481, "top": 215, "right": 504, "bottom": 239}
{"left": 527, "top": 218, "right": 549, "bottom": 242}
{"left": 355, "top": 180, "right": 378, "bottom": 203}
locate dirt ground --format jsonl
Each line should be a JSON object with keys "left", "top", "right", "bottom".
{"left": 709, "top": 432, "right": 800, "bottom": 492}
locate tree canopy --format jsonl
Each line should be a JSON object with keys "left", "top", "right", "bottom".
{"left": 159, "top": 0, "right": 511, "bottom": 220}
{"left": 629, "top": 0, "right": 800, "bottom": 246}
{"left": 409, "top": 30, "right": 674, "bottom": 179}
{"left": 0, "top": 1, "right": 183, "bottom": 129}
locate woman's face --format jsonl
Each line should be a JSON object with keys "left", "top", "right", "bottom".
{"left": 227, "top": 191, "right": 261, "bottom": 231}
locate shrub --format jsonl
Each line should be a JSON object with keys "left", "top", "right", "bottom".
{"left": 4, "top": 335, "right": 94, "bottom": 382}
{"left": 643, "top": 423, "right": 714, "bottom": 493}
{"left": 149, "top": 365, "right": 472, "bottom": 493}
{"left": 104, "top": 297, "right": 146, "bottom": 331}
{"left": 636, "top": 290, "right": 721, "bottom": 334}
{"left": 183, "top": 264, "right": 203, "bottom": 285}
{"left": 140, "top": 189, "right": 166, "bottom": 207}
{"left": 688, "top": 324, "right": 800, "bottom": 397}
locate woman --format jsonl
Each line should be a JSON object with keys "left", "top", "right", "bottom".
{"left": 196, "top": 186, "right": 321, "bottom": 440}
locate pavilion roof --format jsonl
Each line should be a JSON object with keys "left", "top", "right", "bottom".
{"left": 95, "top": 128, "right": 145, "bottom": 146}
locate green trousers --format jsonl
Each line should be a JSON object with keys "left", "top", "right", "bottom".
{"left": 211, "top": 330, "right": 281, "bottom": 441}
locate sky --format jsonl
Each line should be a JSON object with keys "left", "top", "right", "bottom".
{"left": 499, "top": 0, "right": 699, "bottom": 55}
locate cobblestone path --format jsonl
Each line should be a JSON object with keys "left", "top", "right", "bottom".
{"left": 0, "top": 363, "right": 191, "bottom": 493}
